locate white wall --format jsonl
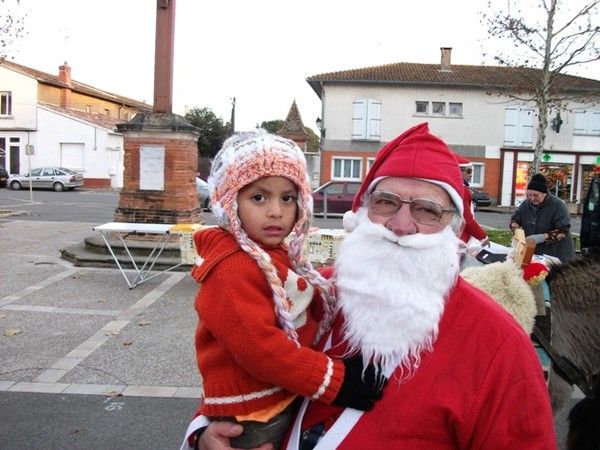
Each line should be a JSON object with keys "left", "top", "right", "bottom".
{"left": 0, "top": 66, "right": 38, "bottom": 129}
{"left": 11, "top": 106, "right": 124, "bottom": 187}
{"left": 322, "top": 84, "right": 600, "bottom": 152}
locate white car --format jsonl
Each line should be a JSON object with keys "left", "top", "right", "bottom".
{"left": 8, "top": 167, "right": 84, "bottom": 192}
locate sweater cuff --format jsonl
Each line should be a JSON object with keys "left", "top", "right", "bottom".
{"left": 311, "top": 357, "right": 345, "bottom": 404}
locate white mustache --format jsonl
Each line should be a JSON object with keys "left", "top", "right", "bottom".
{"left": 369, "top": 222, "right": 449, "bottom": 249}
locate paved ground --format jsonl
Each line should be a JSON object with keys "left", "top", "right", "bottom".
{"left": 0, "top": 219, "right": 199, "bottom": 449}
{"left": 0, "top": 218, "right": 580, "bottom": 449}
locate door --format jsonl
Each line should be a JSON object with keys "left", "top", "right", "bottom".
{"left": 10, "top": 145, "right": 20, "bottom": 174}
{"left": 27, "top": 168, "right": 43, "bottom": 188}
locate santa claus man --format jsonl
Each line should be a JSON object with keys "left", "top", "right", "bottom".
{"left": 190, "top": 123, "right": 556, "bottom": 449}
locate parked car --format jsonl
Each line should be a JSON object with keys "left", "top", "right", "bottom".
{"left": 312, "top": 180, "right": 361, "bottom": 215}
{"left": 0, "top": 166, "right": 8, "bottom": 188}
{"left": 580, "top": 176, "right": 600, "bottom": 252}
{"left": 469, "top": 186, "right": 491, "bottom": 210}
{"left": 196, "top": 177, "right": 210, "bottom": 210}
{"left": 7, "top": 167, "right": 84, "bottom": 192}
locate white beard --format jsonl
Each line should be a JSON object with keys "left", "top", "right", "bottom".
{"left": 335, "top": 207, "right": 461, "bottom": 380}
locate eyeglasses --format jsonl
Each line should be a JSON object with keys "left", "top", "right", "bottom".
{"left": 368, "top": 191, "right": 456, "bottom": 225}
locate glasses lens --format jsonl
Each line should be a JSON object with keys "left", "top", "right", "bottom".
{"left": 410, "top": 199, "right": 444, "bottom": 224}
{"left": 370, "top": 192, "right": 401, "bottom": 216}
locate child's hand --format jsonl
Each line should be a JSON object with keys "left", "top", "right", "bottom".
{"left": 333, "top": 354, "right": 387, "bottom": 410}
{"left": 198, "top": 422, "right": 274, "bottom": 450}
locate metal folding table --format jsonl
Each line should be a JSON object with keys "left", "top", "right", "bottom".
{"left": 93, "top": 222, "right": 185, "bottom": 289}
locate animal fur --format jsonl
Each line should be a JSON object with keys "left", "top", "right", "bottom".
{"left": 461, "top": 261, "right": 537, "bottom": 334}
{"left": 547, "top": 252, "right": 600, "bottom": 412}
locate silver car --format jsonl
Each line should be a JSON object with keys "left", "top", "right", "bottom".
{"left": 196, "top": 177, "right": 211, "bottom": 210}
{"left": 8, "top": 167, "right": 84, "bottom": 192}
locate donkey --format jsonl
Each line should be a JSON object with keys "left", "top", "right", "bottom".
{"left": 547, "top": 250, "right": 600, "bottom": 449}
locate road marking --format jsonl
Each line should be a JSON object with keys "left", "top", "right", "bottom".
{"left": 4, "top": 381, "right": 201, "bottom": 398}
{"left": 0, "top": 269, "right": 79, "bottom": 307}
{"left": 32, "top": 272, "right": 185, "bottom": 385}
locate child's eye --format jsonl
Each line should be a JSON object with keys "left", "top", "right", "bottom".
{"left": 251, "top": 193, "right": 267, "bottom": 202}
{"left": 282, "top": 194, "right": 297, "bottom": 203}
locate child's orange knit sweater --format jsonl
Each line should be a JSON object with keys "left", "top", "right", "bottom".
{"left": 191, "top": 228, "right": 344, "bottom": 417}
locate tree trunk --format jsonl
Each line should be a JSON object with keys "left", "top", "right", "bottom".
{"left": 531, "top": 0, "right": 557, "bottom": 177}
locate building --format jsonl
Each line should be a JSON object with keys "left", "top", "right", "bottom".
{"left": 0, "top": 60, "right": 152, "bottom": 188}
{"left": 307, "top": 48, "right": 600, "bottom": 207}
{"left": 276, "top": 100, "right": 320, "bottom": 187}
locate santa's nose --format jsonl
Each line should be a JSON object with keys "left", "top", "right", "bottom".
{"left": 384, "top": 205, "right": 417, "bottom": 236}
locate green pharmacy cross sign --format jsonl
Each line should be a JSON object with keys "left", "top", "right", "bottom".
{"left": 542, "top": 153, "right": 552, "bottom": 162}
{"left": 596, "top": 155, "right": 600, "bottom": 164}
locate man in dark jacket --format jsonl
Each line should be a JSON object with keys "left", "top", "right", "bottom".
{"left": 510, "top": 173, "right": 575, "bottom": 263}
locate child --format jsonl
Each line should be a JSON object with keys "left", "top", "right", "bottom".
{"left": 189, "top": 130, "right": 382, "bottom": 449}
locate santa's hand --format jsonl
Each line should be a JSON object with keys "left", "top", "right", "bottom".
{"left": 198, "top": 422, "right": 273, "bottom": 450}
{"left": 333, "top": 355, "right": 387, "bottom": 411}
{"left": 528, "top": 233, "right": 546, "bottom": 244}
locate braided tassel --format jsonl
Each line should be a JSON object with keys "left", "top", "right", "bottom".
{"left": 229, "top": 214, "right": 301, "bottom": 347}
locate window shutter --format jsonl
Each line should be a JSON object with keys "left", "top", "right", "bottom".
{"left": 520, "top": 109, "right": 534, "bottom": 145}
{"left": 367, "top": 100, "right": 381, "bottom": 140}
{"left": 352, "top": 99, "right": 367, "bottom": 139}
{"left": 504, "top": 107, "right": 518, "bottom": 144}
{"left": 574, "top": 110, "right": 586, "bottom": 132}
{"left": 590, "top": 111, "right": 600, "bottom": 134}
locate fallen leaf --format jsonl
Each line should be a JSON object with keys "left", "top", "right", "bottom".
{"left": 4, "top": 328, "right": 23, "bottom": 337}
{"left": 104, "top": 391, "right": 123, "bottom": 399}
{"left": 123, "top": 341, "right": 133, "bottom": 346}
{"left": 137, "top": 320, "right": 152, "bottom": 326}
{"left": 98, "top": 299, "right": 108, "bottom": 303}
{"left": 0, "top": 314, "right": 7, "bottom": 319}
{"left": 104, "top": 330, "right": 120, "bottom": 337}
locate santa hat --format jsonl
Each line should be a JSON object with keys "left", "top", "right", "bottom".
{"left": 455, "top": 154, "right": 472, "bottom": 168}
{"left": 527, "top": 173, "right": 549, "bottom": 194}
{"left": 207, "top": 129, "right": 335, "bottom": 345}
{"left": 350, "top": 122, "right": 464, "bottom": 216}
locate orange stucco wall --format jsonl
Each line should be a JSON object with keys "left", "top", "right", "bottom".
{"left": 37, "top": 84, "right": 142, "bottom": 120}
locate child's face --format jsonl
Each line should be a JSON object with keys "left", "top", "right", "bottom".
{"left": 237, "top": 176, "right": 299, "bottom": 248}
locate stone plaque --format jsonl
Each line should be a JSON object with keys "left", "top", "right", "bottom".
{"left": 139, "top": 145, "right": 165, "bottom": 191}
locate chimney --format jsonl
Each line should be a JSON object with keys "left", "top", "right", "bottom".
{"left": 440, "top": 47, "right": 452, "bottom": 71}
{"left": 58, "top": 62, "right": 72, "bottom": 85}
{"left": 58, "top": 62, "right": 72, "bottom": 108}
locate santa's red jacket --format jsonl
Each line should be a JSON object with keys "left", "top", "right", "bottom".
{"left": 286, "top": 276, "right": 556, "bottom": 449}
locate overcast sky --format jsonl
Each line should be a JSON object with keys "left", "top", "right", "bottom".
{"left": 6, "top": 0, "right": 600, "bottom": 132}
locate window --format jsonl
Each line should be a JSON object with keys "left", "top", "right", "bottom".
{"left": 449, "top": 103, "right": 463, "bottom": 117}
{"left": 432, "top": 102, "right": 445, "bottom": 115}
{"left": 352, "top": 98, "right": 381, "bottom": 141}
{"left": 1, "top": 91, "right": 12, "bottom": 116}
{"left": 574, "top": 109, "right": 600, "bottom": 135}
{"left": 332, "top": 157, "right": 362, "bottom": 180}
{"left": 415, "top": 101, "right": 429, "bottom": 115}
{"left": 471, "top": 163, "right": 484, "bottom": 187}
{"left": 367, "top": 157, "right": 375, "bottom": 171}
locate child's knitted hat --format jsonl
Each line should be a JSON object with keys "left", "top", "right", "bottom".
{"left": 207, "top": 129, "right": 335, "bottom": 345}
{"left": 208, "top": 129, "right": 313, "bottom": 237}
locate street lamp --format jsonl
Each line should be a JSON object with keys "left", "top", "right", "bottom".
{"left": 315, "top": 117, "right": 322, "bottom": 131}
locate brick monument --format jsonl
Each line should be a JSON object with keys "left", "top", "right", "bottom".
{"left": 114, "top": 0, "right": 202, "bottom": 224}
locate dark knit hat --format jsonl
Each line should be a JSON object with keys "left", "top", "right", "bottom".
{"left": 527, "top": 174, "right": 549, "bottom": 193}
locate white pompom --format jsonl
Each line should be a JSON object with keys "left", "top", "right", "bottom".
{"left": 342, "top": 210, "right": 359, "bottom": 232}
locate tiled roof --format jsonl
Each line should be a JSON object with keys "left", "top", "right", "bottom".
{"left": 39, "top": 103, "right": 125, "bottom": 131}
{"left": 306, "top": 62, "right": 600, "bottom": 97}
{"left": 0, "top": 59, "right": 152, "bottom": 111}
{"left": 278, "top": 100, "right": 310, "bottom": 139}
